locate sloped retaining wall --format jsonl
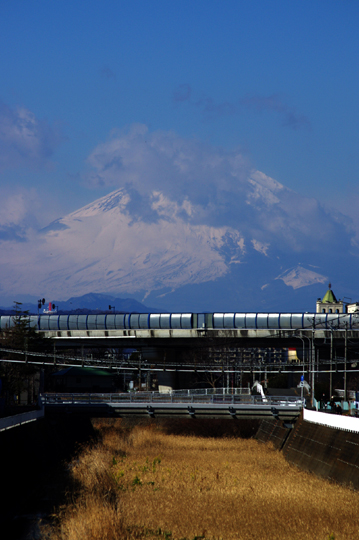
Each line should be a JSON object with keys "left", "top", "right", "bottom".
{"left": 255, "top": 417, "right": 291, "bottom": 450}
{"left": 256, "top": 411, "right": 359, "bottom": 490}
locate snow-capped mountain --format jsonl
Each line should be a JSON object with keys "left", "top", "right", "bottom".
{"left": 0, "top": 168, "right": 357, "bottom": 312}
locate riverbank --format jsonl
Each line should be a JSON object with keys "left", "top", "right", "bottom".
{"left": 39, "top": 418, "right": 359, "bottom": 540}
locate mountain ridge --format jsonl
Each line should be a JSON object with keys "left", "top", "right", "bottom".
{"left": 0, "top": 293, "right": 161, "bottom": 315}
{"left": 0, "top": 168, "right": 357, "bottom": 312}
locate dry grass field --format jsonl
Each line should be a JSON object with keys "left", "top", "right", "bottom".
{"left": 40, "top": 419, "right": 359, "bottom": 540}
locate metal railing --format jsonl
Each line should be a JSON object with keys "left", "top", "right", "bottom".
{"left": 168, "top": 387, "right": 251, "bottom": 396}
{"left": 40, "top": 392, "right": 304, "bottom": 408}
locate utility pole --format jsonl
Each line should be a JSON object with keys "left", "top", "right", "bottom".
{"left": 138, "top": 353, "right": 142, "bottom": 390}
{"left": 24, "top": 335, "right": 28, "bottom": 364}
{"left": 264, "top": 366, "right": 267, "bottom": 390}
{"left": 146, "top": 367, "right": 150, "bottom": 392}
{"left": 311, "top": 320, "right": 315, "bottom": 405}
{"left": 344, "top": 322, "right": 348, "bottom": 402}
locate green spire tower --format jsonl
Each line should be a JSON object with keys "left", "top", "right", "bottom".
{"left": 316, "top": 283, "right": 344, "bottom": 313}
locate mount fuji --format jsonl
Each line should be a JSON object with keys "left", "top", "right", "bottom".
{"left": 0, "top": 168, "right": 357, "bottom": 312}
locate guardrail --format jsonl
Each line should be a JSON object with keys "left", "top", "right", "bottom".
{"left": 0, "top": 408, "right": 44, "bottom": 431}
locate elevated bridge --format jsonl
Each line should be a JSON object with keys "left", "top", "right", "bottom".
{"left": 40, "top": 391, "right": 303, "bottom": 422}
{"left": 40, "top": 326, "right": 359, "bottom": 350}
{"left": 3, "top": 311, "right": 359, "bottom": 350}
{"left": 25, "top": 312, "right": 359, "bottom": 363}
{"left": 2, "top": 312, "right": 359, "bottom": 392}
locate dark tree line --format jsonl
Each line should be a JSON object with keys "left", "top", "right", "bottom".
{"left": 0, "top": 302, "right": 53, "bottom": 411}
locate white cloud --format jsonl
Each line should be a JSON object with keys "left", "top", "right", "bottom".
{"left": 83, "top": 124, "right": 354, "bottom": 254}
{"left": 0, "top": 191, "right": 31, "bottom": 227}
{"left": 84, "top": 124, "right": 251, "bottom": 214}
{"left": 0, "top": 125, "right": 357, "bottom": 301}
{"left": 0, "top": 188, "right": 44, "bottom": 241}
{"left": 251, "top": 239, "right": 269, "bottom": 256}
{"left": 0, "top": 101, "right": 63, "bottom": 171}
{"left": 327, "top": 191, "right": 359, "bottom": 248}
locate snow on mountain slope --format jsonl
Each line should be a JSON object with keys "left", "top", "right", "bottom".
{"left": 0, "top": 163, "right": 355, "bottom": 310}
{"left": 0, "top": 188, "right": 247, "bottom": 299}
{"left": 275, "top": 266, "right": 328, "bottom": 290}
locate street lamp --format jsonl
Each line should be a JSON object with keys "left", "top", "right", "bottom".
{"left": 295, "top": 332, "right": 311, "bottom": 376}
{"left": 328, "top": 324, "right": 334, "bottom": 399}
{"left": 344, "top": 322, "right": 348, "bottom": 403}
{"left": 311, "top": 320, "right": 315, "bottom": 406}
{"left": 294, "top": 331, "right": 312, "bottom": 404}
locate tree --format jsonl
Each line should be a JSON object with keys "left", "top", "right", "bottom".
{"left": 0, "top": 302, "right": 52, "bottom": 409}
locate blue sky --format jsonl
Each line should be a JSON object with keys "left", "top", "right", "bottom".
{"left": 1, "top": 0, "right": 359, "bottom": 234}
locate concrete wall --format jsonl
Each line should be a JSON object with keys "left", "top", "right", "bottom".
{"left": 255, "top": 418, "right": 292, "bottom": 450}
{"left": 256, "top": 412, "right": 359, "bottom": 490}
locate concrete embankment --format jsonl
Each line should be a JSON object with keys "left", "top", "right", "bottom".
{"left": 256, "top": 411, "right": 359, "bottom": 490}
